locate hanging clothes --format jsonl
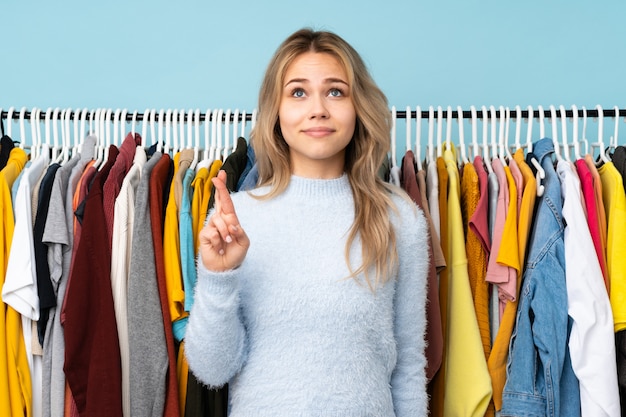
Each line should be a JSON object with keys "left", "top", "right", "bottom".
{"left": 501, "top": 138, "right": 581, "bottom": 417}
{"left": 558, "top": 159, "right": 620, "bottom": 416}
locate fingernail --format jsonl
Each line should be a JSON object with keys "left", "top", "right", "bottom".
{"left": 218, "top": 249, "right": 225, "bottom": 255}
{"left": 225, "top": 235, "right": 233, "bottom": 243}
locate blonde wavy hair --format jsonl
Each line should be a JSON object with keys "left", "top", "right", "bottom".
{"left": 250, "top": 28, "right": 399, "bottom": 289}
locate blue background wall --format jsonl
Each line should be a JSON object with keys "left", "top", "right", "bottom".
{"left": 2, "top": 0, "right": 626, "bottom": 154}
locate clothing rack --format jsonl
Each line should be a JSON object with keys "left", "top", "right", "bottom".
{"left": 1, "top": 107, "right": 626, "bottom": 122}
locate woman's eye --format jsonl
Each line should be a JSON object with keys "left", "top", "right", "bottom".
{"left": 292, "top": 89, "right": 305, "bottom": 98}
{"left": 329, "top": 88, "right": 343, "bottom": 97}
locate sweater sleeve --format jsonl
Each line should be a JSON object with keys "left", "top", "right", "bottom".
{"left": 390, "top": 202, "right": 430, "bottom": 417}
{"left": 184, "top": 257, "right": 248, "bottom": 388}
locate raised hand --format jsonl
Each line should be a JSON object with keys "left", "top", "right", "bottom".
{"left": 198, "top": 170, "right": 250, "bottom": 272}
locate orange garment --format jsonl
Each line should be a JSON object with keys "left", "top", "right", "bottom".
{"left": 488, "top": 149, "right": 536, "bottom": 410}
{"left": 429, "top": 156, "right": 449, "bottom": 417}
{"left": 460, "top": 161, "right": 490, "bottom": 360}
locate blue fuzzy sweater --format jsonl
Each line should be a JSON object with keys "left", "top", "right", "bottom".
{"left": 185, "top": 174, "right": 429, "bottom": 416}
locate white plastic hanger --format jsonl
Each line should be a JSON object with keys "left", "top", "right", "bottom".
{"left": 549, "top": 105, "right": 563, "bottom": 162}
{"left": 457, "top": 105, "right": 469, "bottom": 164}
{"left": 503, "top": 107, "right": 513, "bottom": 161}
{"left": 489, "top": 105, "right": 500, "bottom": 165}
{"left": 6, "top": 107, "right": 14, "bottom": 139}
{"left": 470, "top": 105, "right": 479, "bottom": 159}
{"left": 156, "top": 109, "right": 165, "bottom": 154}
{"left": 427, "top": 106, "right": 435, "bottom": 164}
{"left": 481, "top": 105, "right": 493, "bottom": 174}
{"left": 390, "top": 106, "right": 397, "bottom": 169}
{"left": 559, "top": 105, "right": 570, "bottom": 162}
{"left": 92, "top": 109, "right": 103, "bottom": 169}
{"left": 52, "top": 107, "right": 62, "bottom": 162}
{"left": 610, "top": 105, "right": 619, "bottom": 151}
{"left": 102, "top": 108, "right": 112, "bottom": 168}
{"left": 415, "top": 106, "right": 423, "bottom": 171}
{"left": 44, "top": 108, "right": 53, "bottom": 158}
{"left": 141, "top": 109, "right": 149, "bottom": 149}
{"left": 150, "top": 109, "right": 159, "bottom": 153}
{"left": 595, "top": 104, "right": 610, "bottom": 163}
{"left": 239, "top": 110, "right": 247, "bottom": 140}
{"left": 405, "top": 105, "right": 412, "bottom": 153}
{"left": 62, "top": 108, "right": 71, "bottom": 164}
{"left": 232, "top": 108, "right": 240, "bottom": 155}
{"left": 209, "top": 108, "right": 219, "bottom": 162}
{"left": 164, "top": 109, "right": 171, "bottom": 155}
{"left": 113, "top": 108, "right": 121, "bottom": 147}
{"left": 445, "top": 105, "right": 452, "bottom": 155}
{"left": 191, "top": 108, "right": 200, "bottom": 171}
{"left": 223, "top": 109, "right": 232, "bottom": 161}
{"left": 131, "top": 110, "right": 138, "bottom": 140}
{"left": 215, "top": 109, "right": 224, "bottom": 161}
{"left": 120, "top": 109, "right": 128, "bottom": 142}
{"left": 581, "top": 106, "right": 590, "bottom": 156}
{"left": 514, "top": 105, "right": 522, "bottom": 151}
{"left": 19, "top": 107, "right": 27, "bottom": 149}
{"left": 186, "top": 109, "right": 194, "bottom": 154}
{"left": 496, "top": 105, "right": 507, "bottom": 164}
{"left": 436, "top": 106, "right": 443, "bottom": 158}
{"left": 571, "top": 105, "right": 582, "bottom": 160}
{"left": 526, "top": 105, "right": 534, "bottom": 153}
{"left": 77, "top": 108, "right": 89, "bottom": 155}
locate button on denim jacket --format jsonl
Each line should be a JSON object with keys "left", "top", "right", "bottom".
{"left": 501, "top": 138, "right": 581, "bottom": 417}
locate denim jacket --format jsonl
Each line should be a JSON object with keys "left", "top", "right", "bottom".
{"left": 501, "top": 138, "right": 581, "bottom": 417}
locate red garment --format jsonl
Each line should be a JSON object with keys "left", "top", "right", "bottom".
{"left": 102, "top": 133, "right": 141, "bottom": 245}
{"left": 575, "top": 158, "right": 609, "bottom": 290}
{"left": 149, "top": 153, "right": 181, "bottom": 417}
{"left": 63, "top": 145, "right": 122, "bottom": 417}
{"left": 400, "top": 150, "right": 443, "bottom": 381}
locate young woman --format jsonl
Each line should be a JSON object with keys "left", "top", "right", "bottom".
{"left": 185, "top": 28, "right": 429, "bottom": 416}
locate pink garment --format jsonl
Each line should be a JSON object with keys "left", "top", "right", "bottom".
{"left": 485, "top": 159, "right": 517, "bottom": 318}
{"left": 469, "top": 155, "right": 491, "bottom": 255}
{"left": 575, "top": 158, "right": 609, "bottom": 290}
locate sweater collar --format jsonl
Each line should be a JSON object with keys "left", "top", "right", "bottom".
{"left": 286, "top": 173, "right": 352, "bottom": 199}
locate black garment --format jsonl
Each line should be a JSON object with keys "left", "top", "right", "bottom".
{"left": 207, "top": 136, "right": 249, "bottom": 208}
{"left": 0, "top": 135, "right": 15, "bottom": 170}
{"left": 185, "top": 374, "right": 228, "bottom": 417}
{"left": 34, "top": 162, "right": 62, "bottom": 345}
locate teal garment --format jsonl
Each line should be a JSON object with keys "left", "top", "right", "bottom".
{"left": 173, "top": 167, "right": 196, "bottom": 342}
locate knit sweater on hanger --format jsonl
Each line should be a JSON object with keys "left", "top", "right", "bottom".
{"left": 185, "top": 174, "right": 429, "bottom": 417}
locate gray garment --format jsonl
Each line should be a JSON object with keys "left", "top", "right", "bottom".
{"left": 127, "top": 152, "right": 169, "bottom": 417}
{"left": 487, "top": 168, "right": 500, "bottom": 346}
{"left": 41, "top": 136, "right": 96, "bottom": 417}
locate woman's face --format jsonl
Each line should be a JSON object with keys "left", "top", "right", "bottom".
{"left": 278, "top": 51, "right": 356, "bottom": 179}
